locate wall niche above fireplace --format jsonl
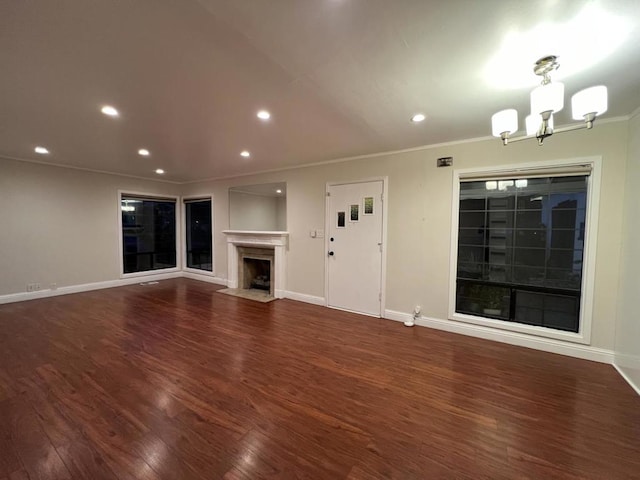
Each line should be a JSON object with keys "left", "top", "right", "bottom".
{"left": 229, "top": 182, "right": 286, "bottom": 231}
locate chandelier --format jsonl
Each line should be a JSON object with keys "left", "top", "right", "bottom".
{"left": 491, "top": 55, "right": 608, "bottom": 146}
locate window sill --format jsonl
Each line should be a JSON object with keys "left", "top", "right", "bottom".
{"left": 449, "top": 311, "right": 589, "bottom": 345}
{"left": 182, "top": 267, "right": 215, "bottom": 277}
{"left": 120, "top": 267, "right": 181, "bottom": 279}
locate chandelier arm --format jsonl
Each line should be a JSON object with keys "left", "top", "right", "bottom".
{"left": 499, "top": 119, "right": 596, "bottom": 147}
{"left": 552, "top": 122, "right": 592, "bottom": 135}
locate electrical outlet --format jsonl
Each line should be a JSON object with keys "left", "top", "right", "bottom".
{"left": 26, "top": 284, "right": 34, "bottom": 292}
{"left": 34, "top": 283, "right": 41, "bottom": 291}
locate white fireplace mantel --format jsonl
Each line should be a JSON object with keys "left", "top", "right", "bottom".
{"left": 222, "top": 231, "right": 289, "bottom": 298}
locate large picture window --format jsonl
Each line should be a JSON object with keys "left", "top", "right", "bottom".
{"left": 454, "top": 170, "right": 592, "bottom": 334}
{"left": 121, "top": 195, "right": 177, "bottom": 274}
{"left": 184, "top": 198, "right": 212, "bottom": 272}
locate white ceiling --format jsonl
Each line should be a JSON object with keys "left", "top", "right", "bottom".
{"left": 1, "top": 0, "right": 639, "bottom": 183}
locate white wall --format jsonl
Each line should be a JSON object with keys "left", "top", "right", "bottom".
{"left": 182, "top": 120, "right": 629, "bottom": 351}
{"left": 229, "top": 191, "right": 285, "bottom": 231}
{"left": 1, "top": 120, "right": 629, "bottom": 355}
{"left": 0, "top": 159, "right": 180, "bottom": 295}
{"left": 614, "top": 112, "right": 640, "bottom": 392}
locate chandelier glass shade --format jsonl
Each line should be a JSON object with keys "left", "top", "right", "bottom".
{"left": 572, "top": 85, "right": 608, "bottom": 120}
{"left": 531, "top": 82, "right": 564, "bottom": 115}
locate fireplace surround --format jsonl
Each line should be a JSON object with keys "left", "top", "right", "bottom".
{"left": 222, "top": 230, "right": 289, "bottom": 298}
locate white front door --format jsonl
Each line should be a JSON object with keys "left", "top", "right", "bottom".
{"left": 326, "top": 180, "right": 384, "bottom": 316}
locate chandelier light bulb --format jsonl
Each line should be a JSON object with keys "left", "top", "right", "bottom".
{"left": 530, "top": 82, "right": 564, "bottom": 115}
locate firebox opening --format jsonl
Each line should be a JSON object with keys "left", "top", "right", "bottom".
{"left": 242, "top": 257, "right": 271, "bottom": 292}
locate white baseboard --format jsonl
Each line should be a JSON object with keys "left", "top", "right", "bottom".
{"left": 0, "top": 272, "right": 184, "bottom": 304}
{"left": 384, "top": 309, "right": 614, "bottom": 364}
{"left": 0, "top": 273, "right": 328, "bottom": 307}
{"left": 283, "top": 290, "right": 326, "bottom": 306}
{"left": 613, "top": 354, "right": 640, "bottom": 396}
{"left": 0, "top": 271, "right": 228, "bottom": 305}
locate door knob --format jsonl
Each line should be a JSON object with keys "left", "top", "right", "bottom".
{"left": 328, "top": 251, "right": 334, "bottom": 256}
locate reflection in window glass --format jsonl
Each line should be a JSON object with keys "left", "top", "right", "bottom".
{"left": 455, "top": 175, "right": 588, "bottom": 332}
{"left": 186, "top": 199, "right": 212, "bottom": 271}
{"left": 122, "top": 196, "right": 176, "bottom": 274}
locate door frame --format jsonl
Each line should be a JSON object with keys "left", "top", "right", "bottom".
{"left": 324, "top": 177, "right": 389, "bottom": 317}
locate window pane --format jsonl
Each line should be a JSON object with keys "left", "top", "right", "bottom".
{"left": 457, "top": 262, "right": 483, "bottom": 280}
{"left": 515, "top": 229, "right": 546, "bottom": 248}
{"left": 459, "top": 211, "right": 485, "bottom": 228}
{"left": 460, "top": 197, "right": 486, "bottom": 211}
{"left": 485, "top": 264, "right": 511, "bottom": 283}
{"left": 458, "top": 228, "right": 485, "bottom": 246}
{"left": 456, "top": 281, "right": 509, "bottom": 319}
{"left": 186, "top": 200, "right": 212, "bottom": 271}
{"left": 488, "top": 195, "right": 515, "bottom": 210}
{"left": 515, "top": 291, "right": 579, "bottom": 332}
{"left": 513, "top": 266, "right": 545, "bottom": 286}
{"left": 122, "top": 197, "right": 176, "bottom": 274}
{"left": 516, "top": 210, "right": 547, "bottom": 229}
{"left": 487, "top": 210, "right": 514, "bottom": 230}
{"left": 455, "top": 174, "right": 588, "bottom": 333}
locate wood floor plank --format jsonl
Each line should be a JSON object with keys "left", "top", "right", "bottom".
{"left": 1, "top": 397, "right": 71, "bottom": 480}
{"left": 16, "top": 374, "right": 81, "bottom": 448}
{"left": 56, "top": 439, "right": 120, "bottom": 480}
{"left": 0, "top": 401, "right": 23, "bottom": 478}
{"left": 8, "top": 471, "right": 30, "bottom": 480}
{"left": 0, "top": 278, "right": 638, "bottom": 479}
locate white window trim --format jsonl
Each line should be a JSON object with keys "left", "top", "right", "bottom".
{"left": 181, "top": 194, "right": 215, "bottom": 277}
{"left": 117, "top": 190, "right": 181, "bottom": 279}
{"left": 448, "top": 156, "right": 602, "bottom": 345}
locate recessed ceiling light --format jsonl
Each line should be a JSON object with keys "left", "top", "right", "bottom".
{"left": 138, "top": 148, "right": 150, "bottom": 156}
{"left": 155, "top": 168, "right": 165, "bottom": 175}
{"left": 276, "top": 189, "right": 282, "bottom": 194}
{"left": 101, "top": 105, "right": 119, "bottom": 117}
{"left": 240, "top": 150, "right": 251, "bottom": 158}
{"left": 257, "top": 110, "right": 271, "bottom": 120}
{"left": 34, "top": 146, "right": 49, "bottom": 154}
{"left": 411, "top": 113, "right": 426, "bottom": 123}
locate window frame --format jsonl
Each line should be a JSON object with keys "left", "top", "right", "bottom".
{"left": 448, "top": 157, "right": 602, "bottom": 345}
{"left": 181, "top": 195, "right": 215, "bottom": 276}
{"left": 118, "top": 190, "right": 181, "bottom": 278}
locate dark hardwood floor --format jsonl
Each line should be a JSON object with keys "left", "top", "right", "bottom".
{"left": 0, "top": 278, "right": 638, "bottom": 479}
